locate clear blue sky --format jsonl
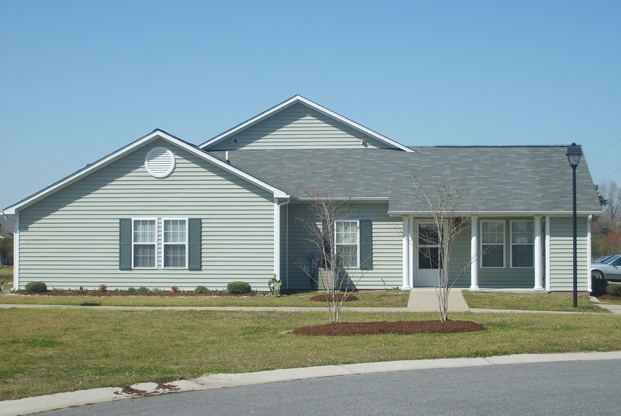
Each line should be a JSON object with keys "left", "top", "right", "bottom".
{"left": 1, "top": 0, "right": 620, "bottom": 210}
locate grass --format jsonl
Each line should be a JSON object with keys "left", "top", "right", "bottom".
{"left": 462, "top": 290, "right": 607, "bottom": 313}
{"left": 0, "top": 308, "right": 619, "bottom": 401}
{"left": 0, "top": 289, "right": 409, "bottom": 308}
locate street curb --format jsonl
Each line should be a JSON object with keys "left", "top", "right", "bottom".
{"left": 2, "top": 351, "right": 620, "bottom": 416}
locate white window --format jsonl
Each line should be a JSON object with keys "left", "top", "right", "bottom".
{"left": 511, "top": 221, "right": 534, "bottom": 268}
{"left": 163, "top": 219, "right": 187, "bottom": 268}
{"left": 133, "top": 219, "right": 156, "bottom": 268}
{"left": 481, "top": 221, "right": 504, "bottom": 268}
{"left": 335, "top": 220, "right": 359, "bottom": 268}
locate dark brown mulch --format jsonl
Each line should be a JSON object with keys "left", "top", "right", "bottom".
{"left": 597, "top": 294, "right": 621, "bottom": 301}
{"left": 15, "top": 290, "right": 262, "bottom": 297}
{"left": 291, "top": 320, "right": 485, "bottom": 336}
{"left": 308, "top": 294, "right": 358, "bottom": 302}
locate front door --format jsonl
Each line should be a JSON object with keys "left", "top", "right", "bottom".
{"left": 415, "top": 222, "right": 440, "bottom": 287}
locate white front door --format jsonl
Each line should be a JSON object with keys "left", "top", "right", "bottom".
{"left": 415, "top": 222, "right": 440, "bottom": 287}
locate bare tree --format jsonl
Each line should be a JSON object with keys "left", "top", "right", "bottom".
{"left": 598, "top": 180, "right": 621, "bottom": 233}
{"left": 592, "top": 180, "right": 621, "bottom": 258}
{"left": 409, "top": 177, "right": 474, "bottom": 321}
{"left": 296, "top": 190, "right": 371, "bottom": 323}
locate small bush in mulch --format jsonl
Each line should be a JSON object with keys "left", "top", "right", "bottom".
{"left": 24, "top": 282, "right": 47, "bottom": 293}
{"left": 291, "top": 320, "right": 485, "bottom": 336}
{"left": 226, "top": 281, "right": 252, "bottom": 294}
{"left": 194, "top": 285, "right": 209, "bottom": 293}
{"left": 308, "top": 293, "right": 358, "bottom": 302}
{"left": 605, "top": 284, "right": 621, "bottom": 297}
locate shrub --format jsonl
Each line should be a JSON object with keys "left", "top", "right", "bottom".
{"left": 98, "top": 284, "right": 107, "bottom": 293}
{"left": 195, "top": 285, "right": 209, "bottom": 293}
{"left": 137, "top": 286, "right": 149, "bottom": 293}
{"left": 171, "top": 286, "right": 179, "bottom": 293}
{"left": 25, "top": 282, "right": 47, "bottom": 293}
{"left": 605, "top": 284, "right": 621, "bottom": 297}
{"left": 126, "top": 287, "right": 137, "bottom": 293}
{"left": 226, "top": 281, "right": 252, "bottom": 294}
{"left": 591, "top": 276, "right": 608, "bottom": 296}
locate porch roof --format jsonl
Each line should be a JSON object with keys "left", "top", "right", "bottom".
{"left": 207, "top": 146, "right": 602, "bottom": 215}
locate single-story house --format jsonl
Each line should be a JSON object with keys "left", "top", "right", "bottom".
{"left": 3, "top": 95, "right": 601, "bottom": 292}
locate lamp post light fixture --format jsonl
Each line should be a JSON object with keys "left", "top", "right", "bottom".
{"left": 566, "top": 143, "right": 582, "bottom": 308}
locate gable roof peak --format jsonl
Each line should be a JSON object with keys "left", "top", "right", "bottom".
{"left": 199, "top": 96, "right": 414, "bottom": 152}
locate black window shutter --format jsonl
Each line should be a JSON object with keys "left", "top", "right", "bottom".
{"left": 119, "top": 218, "right": 132, "bottom": 270}
{"left": 360, "top": 220, "right": 373, "bottom": 270}
{"left": 188, "top": 218, "right": 202, "bottom": 271}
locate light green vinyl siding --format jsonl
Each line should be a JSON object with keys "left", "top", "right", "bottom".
{"left": 436, "top": 219, "right": 538, "bottom": 289}
{"left": 446, "top": 225, "right": 472, "bottom": 288}
{"left": 209, "top": 103, "right": 392, "bottom": 150}
{"left": 474, "top": 219, "right": 536, "bottom": 288}
{"left": 284, "top": 202, "right": 401, "bottom": 290}
{"left": 548, "top": 216, "right": 589, "bottom": 291}
{"left": 18, "top": 139, "right": 275, "bottom": 291}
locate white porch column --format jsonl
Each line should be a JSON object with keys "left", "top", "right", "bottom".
{"left": 545, "top": 216, "right": 551, "bottom": 291}
{"left": 408, "top": 216, "right": 415, "bottom": 288}
{"left": 533, "top": 216, "right": 544, "bottom": 290}
{"left": 470, "top": 216, "right": 479, "bottom": 290}
{"left": 402, "top": 217, "right": 411, "bottom": 290}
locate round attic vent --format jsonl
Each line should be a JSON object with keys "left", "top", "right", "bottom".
{"left": 145, "top": 147, "right": 175, "bottom": 178}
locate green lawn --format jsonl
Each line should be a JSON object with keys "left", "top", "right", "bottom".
{"left": 0, "top": 308, "right": 618, "bottom": 401}
{"left": 0, "top": 289, "right": 409, "bottom": 308}
{"left": 462, "top": 290, "right": 607, "bottom": 313}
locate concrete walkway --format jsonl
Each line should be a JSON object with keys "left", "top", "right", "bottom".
{"left": 2, "top": 351, "right": 620, "bottom": 416}
{"left": 406, "top": 288, "right": 470, "bottom": 312}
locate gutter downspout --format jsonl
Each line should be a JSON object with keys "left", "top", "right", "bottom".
{"left": 274, "top": 198, "right": 290, "bottom": 283}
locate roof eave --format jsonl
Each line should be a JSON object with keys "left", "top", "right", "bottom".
{"left": 387, "top": 210, "right": 603, "bottom": 216}
{"left": 4, "top": 130, "right": 289, "bottom": 214}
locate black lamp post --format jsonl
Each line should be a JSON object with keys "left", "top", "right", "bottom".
{"left": 566, "top": 143, "right": 582, "bottom": 308}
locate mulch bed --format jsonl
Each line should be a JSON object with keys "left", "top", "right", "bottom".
{"left": 292, "top": 320, "right": 485, "bottom": 336}
{"left": 596, "top": 294, "right": 621, "bottom": 301}
{"left": 14, "top": 290, "right": 264, "bottom": 297}
{"left": 308, "top": 294, "right": 358, "bottom": 302}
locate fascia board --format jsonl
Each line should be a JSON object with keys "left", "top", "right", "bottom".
{"left": 388, "top": 210, "right": 603, "bottom": 216}
{"left": 4, "top": 130, "right": 288, "bottom": 214}
{"left": 199, "top": 95, "right": 301, "bottom": 148}
{"left": 199, "top": 95, "right": 415, "bottom": 153}
{"left": 295, "top": 197, "right": 390, "bottom": 202}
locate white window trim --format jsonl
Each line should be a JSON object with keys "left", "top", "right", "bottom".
{"left": 510, "top": 220, "right": 534, "bottom": 268}
{"left": 132, "top": 218, "right": 158, "bottom": 269}
{"left": 334, "top": 219, "right": 360, "bottom": 269}
{"left": 162, "top": 218, "right": 189, "bottom": 269}
{"left": 480, "top": 220, "right": 505, "bottom": 268}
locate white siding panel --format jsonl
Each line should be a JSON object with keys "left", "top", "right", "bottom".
{"left": 210, "top": 103, "right": 392, "bottom": 150}
{"left": 18, "top": 139, "right": 275, "bottom": 291}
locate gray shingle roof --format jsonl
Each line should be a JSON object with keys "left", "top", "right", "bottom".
{"left": 208, "top": 146, "right": 602, "bottom": 215}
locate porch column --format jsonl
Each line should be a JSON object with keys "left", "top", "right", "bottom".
{"left": 470, "top": 216, "right": 479, "bottom": 290}
{"left": 408, "top": 216, "right": 415, "bottom": 288}
{"left": 402, "top": 217, "right": 411, "bottom": 290}
{"left": 533, "top": 216, "right": 544, "bottom": 290}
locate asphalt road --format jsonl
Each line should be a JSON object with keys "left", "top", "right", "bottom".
{"left": 43, "top": 360, "right": 621, "bottom": 416}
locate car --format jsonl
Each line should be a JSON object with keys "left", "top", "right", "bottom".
{"left": 591, "top": 254, "right": 621, "bottom": 282}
